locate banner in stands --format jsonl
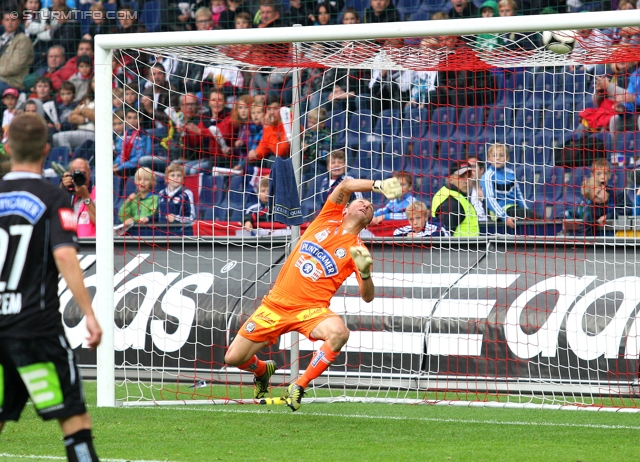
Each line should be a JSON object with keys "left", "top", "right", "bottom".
{"left": 69, "top": 242, "right": 640, "bottom": 383}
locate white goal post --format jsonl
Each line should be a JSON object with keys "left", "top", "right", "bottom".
{"left": 94, "top": 10, "right": 640, "bottom": 408}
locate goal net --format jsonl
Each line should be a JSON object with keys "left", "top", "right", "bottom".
{"left": 87, "top": 11, "right": 640, "bottom": 410}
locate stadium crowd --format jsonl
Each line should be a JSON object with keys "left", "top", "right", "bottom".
{"left": 0, "top": 0, "right": 639, "bottom": 238}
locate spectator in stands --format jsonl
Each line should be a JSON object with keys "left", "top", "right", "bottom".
{"left": 408, "top": 65, "right": 437, "bottom": 109}
{"left": 590, "top": 159, "right": 628, "bottom": 209}
{"left": 22, "top": 99, "right": 45, "bottom": 117}
{"left": 0, "top": 11, "right": 35, "bottom": 94}
{"left": 203, "top": 88, "right": 233, "bottom": 164}
{"left": 157, "top": 163, "right": 196, "bottom": 235}
{"left": 497, "top": 0, "right": 516, "bottom": 15}
{"left": 573, "top": 28, "right": 612, "bottom": 72}
{"left": 29, "top": 76, "right": 54, "bottom": 105}
{"left": 22, "top": 0, "right": 44, "bottom": 39}
{"left": 116, "top": 5, "right": 145, "bottom": 34}
{"left": 1, "top": 88, "right": 18, "bottom": 143}
{"left": 448, "top": 0, "right": 478, "bottom": 18}
{"left": 60, "top": 158, "right": 96, "bottom": 238}
{"left": 363, "top": 0, "right": 401, "bottom": 23}
{"left": 631, "top": 168, "right": 640, "bottom": 216}
{"left": 45, "top": 5, "right": 81, "bottom": 64}
{"left": 194, "top": 6, "right": 214, "bottom": 30}
{"left": 220, "top": 0, "right": 253, "bottom": 29}
{"left": 114, "top": 110, "right": 152, "bottom": 177}
{"left": 235, "top": 11, "right": 252, "bottom": 28}
{"left": 284, "top": 0, "right": 314, "bottom": 26}
{"left": 606, "top": 63, "right": 640, "bottom": 132}
{"left": 49, "top": 39, "right": 93, "bottom": 91}
{"left": 302, "top": 107, "right": 331, "bottom": 174}
{"left": 118, "top": 167, "right": 159, "bottom": 228}
{"left": 564, "top": 175, "right": 628, "bottom": 236}
{"left": 68, "top": 55, "right": 93, "bottom": 103}
{"left": 393, "top": 201, "right": 449, "bottom": 237}
{"left": 369, "top": 68, "right": 413, "bottom": 114}
{"left": 113, "top": 87, "right": 124, "bottom": 111}
{"left": 202, "top": 60, "right": 244, "bottom": 94}
{"left": 29, "top": 45, "right": 66, "bottom": 91}
{"left": 211, "top": 0, "right": 228, "bottom": 28}
{"left": 142, "top": 63, "right": 172, "bottom": 125}
{"left": 371, "top": 171, "right": 416, "bottom": 225}
{"left": 257, "top": 0, "right": 286, "bottom": 27}
{"left": 318, "top": 149, "right": 362, "bottom": 207}
{"left": 243, "top": 177, "right": 272, "bottom": 231}
{"left": 466, "top": 156, "right": 488, "bottom": 222}
{"left": 481, "top": 143, "right": 535, "bottom": 228}
{"left": 227, "top": 93, "right": 252, "bottom": 158}
{"left": 586, "top": 61, "right": 636, "bottom": 131}
{"left": 139, "top": 94, "right": 168, "bottom": 134}
{"left": 244, "top": 97, "right": 265, "bottom": 152}
{"left": 432, "top": 161, "right": 480, "bottom": 237}
{"left": 83, "top": 3, "right": 117, "bottom": 40}
{"left": 53, "top": 76, "right": 95, "bottom": 151}
{"left": 166, "top": 92, "right": 210, "bottom": 171}
{"left": 248, "top": 94, "right": 290, "bottom": 167}
{"left": 43, "top": 80, "right": 76, "bottom": 137}
{"left": 314, "top": 3, "right": 336, "bottom": 25}
{"left": 124, "top": 83, "right": 139, "bottom": 110}
{"left": 342, "top": 7, "right": 360, "bottom": 24}
{"left": 476, "top": 1, "right": 500, "bottom": 51}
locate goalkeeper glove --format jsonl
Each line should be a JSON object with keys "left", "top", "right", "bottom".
{"left": 372, "top": 178, "right": 402, "bottom": 200}
{"left": 350, "top": 246, "right": 373, "bottom": 280}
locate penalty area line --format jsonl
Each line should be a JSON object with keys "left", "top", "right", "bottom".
{"left": 150, "top": 405, "right": 640, "bottom": 431}
{"left": 0, "top": 454, "right": 175, "bottom": 462}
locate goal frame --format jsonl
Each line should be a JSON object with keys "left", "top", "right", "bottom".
{"left": 94, "top": 10, "right": 640, "bottom": 407}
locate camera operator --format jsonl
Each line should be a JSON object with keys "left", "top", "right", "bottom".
{"left": 61, "top": 158, "right": 96, "bottom": 237}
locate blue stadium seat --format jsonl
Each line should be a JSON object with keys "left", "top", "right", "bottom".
{"left": 346, "top": 0, "right": 369, "bottom": 15}
{"left": 484, "top": 106, "right": 514, "bottom": 143}
{"left": 44, "top": 146, "right": 71, "bottom": 171}
{"left": 199, "top": 175, "right": 226, "bottom": 219}
{"left": 454, "top": 106, "right": 485, "bottom": 142}
{"left": 407, "top": 139, "right": 436, "bottom": 174}
{"left": 422, "top": 0, "right": 447, "bottom": 12}
{"left": 327, "top": 109, "right": 348, "bottom": 147}
{"left": 466, "top": 142, "right": 487, "bottom": 160}
{"left": 141, "top": 0, "right": 163, "bottom": 33}
{"left": 347, "top": 110, "right": 375, "bottom": 150}
{"left": 531, "top": 72, "right": 562, "bottom": 109}
{"left": 79, "top": 3, "right": 92, "bottom": 36}
{"left": 502, "top": 70, "right": 531, "bottom": 108}
{"left": 404, "top": 104, "right": 429, "bottom": 122}
{"left": 425, "top": 107, "right": 457, "bottom": 142}
{"left": 613, "top": 131, "right": 640, "bottom": 167}
{"left": 438, "top": 140, "right": 466, "bottom": 162}
{"left": 396, "top": 0, "right": 424, "bottom": 19}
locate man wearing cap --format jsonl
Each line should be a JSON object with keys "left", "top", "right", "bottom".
{"left": 0, "top": 11, "right": 35, "bottom": 93}
{"left": 431, "top": 161, "right": 480, "bottom": 237}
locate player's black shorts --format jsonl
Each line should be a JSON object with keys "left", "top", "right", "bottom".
{"left": 0, "top": 334, "right": 87, "bottom": 422}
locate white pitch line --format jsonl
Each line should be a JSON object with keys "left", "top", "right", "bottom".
{"left": 0, "top": 454, "right": 174, "bottom": 462}
{"left": 149, "top": 405, "right": 640, "bottom": 431}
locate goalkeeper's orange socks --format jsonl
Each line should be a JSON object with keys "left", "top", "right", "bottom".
{"left": 296, "top": 342, "right": 340, "bottom": 389}
{"left": 238, "top": 355, "right": 267, "bottom": 377}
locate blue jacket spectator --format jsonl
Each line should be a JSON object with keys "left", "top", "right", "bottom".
{"left": 113, "top": 110, "right": 152, "bottom": 173}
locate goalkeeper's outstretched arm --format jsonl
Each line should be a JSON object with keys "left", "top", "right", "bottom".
{"left": 329, "top": 178, "right": 402, "bottom": 206}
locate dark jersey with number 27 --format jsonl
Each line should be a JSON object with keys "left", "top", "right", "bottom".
{"left": 0, "top": 172, "right": 79, "bottom": 338}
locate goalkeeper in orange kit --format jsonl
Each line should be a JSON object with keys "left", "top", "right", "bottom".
{"left": 224, "top": 177, "right": 402, "bottom": 411}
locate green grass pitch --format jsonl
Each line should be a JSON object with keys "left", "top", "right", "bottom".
{"left": 2, "top": 381, "right": 640, "bottom": 461}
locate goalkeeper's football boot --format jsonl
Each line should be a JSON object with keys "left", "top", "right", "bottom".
{"left": 284, "top": 383, "right": 304, "bottom": 412}
{"left": 254, "top": 360, "right": 277, "bottom": 399}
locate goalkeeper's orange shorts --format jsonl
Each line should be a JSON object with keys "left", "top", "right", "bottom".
{"left": 238, "top": 297, "right": 340, "bottom": 346}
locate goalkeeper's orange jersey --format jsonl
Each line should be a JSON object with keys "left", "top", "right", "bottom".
{"left": 262, "top": 198, "right": 365, "bottom": 310}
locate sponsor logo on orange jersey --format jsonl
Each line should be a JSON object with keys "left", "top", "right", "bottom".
{"left": 296, "top": 307, "right": 327, "bottom": 322}
{"left": 252, "top": 307, "right": 281, "bottom": 329}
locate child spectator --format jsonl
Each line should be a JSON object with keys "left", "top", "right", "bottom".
{"left": 476, "top": 1, "right": 500, "bottom": 51}
{"left": 235, "top": 11, "right": 252, "bottom": 28}
{"left": 220, "top": 0, "right": 252, "bottom": 29}
{"left": 318, "top": 149, "right": 362, "bottom": 207}
{"left": 157, "top": 163, "right": 196, "bottom": 235}
{"left": 68, "top": 55, "right": 93, "bottom": 103}
{"left": 43, "top": 81, "right": 77, "bottom": 136}
{"left": 194, "top": 6, "right": 214, "bottom": 31}
{"left": 393, "top": 201, "right": 449, "bottom": 237}
{"left": 83, "top": 3, "right": 117, "bottom": 40}
{"left": 565, "top": 176, "right": 620, "bottom": 236}
{"left": 248, "top": 94, "right": 290, "bottom": 167}
{"left": 247, "top": 97, "right": 265, "bottom": 152}
{"left": 481, "top": 143, "right": 534, "bottom": 228}
{"left": 124, "top": 83, "right": 140, "bottom": 110}
{"left": 1, "top": 88, "right": 19, "bottom": 143}
{"left": 113, "top": 110, "right": 152, "bottom": 176}
{"left": 342, "top": 7, "right": 360, "bottom": 24}
{"left": 243, "top": 177, "right": 272, "bottom": 231}
{"left": 211, "top": 0, "right": 228, "bottom": 28}
{"left": 371, "top": 171, "right": 416, "bottom": 225}
{"left": 117, "top": 6, "right": 145, "bottom": 34}
{"left": 302, "top": 107, "right": 331, "bottom": 173}
{"left": 466, "top": 156, "right": 488, "bottom": 221}
{"left": 31, "top": 76, "right": 54, "bottom": 104}
{"left": 113, "top": 87, "right": 125, "bottom": 111}
{"left": 314, "top": 4, "right": 336, "bottom": 25}
{"left": 590, "top": 158, "right": 629, "bottom": 209}
{"left": 118, "top": 167, "right": 159, "bottom": 227}
{"left": 230, "top": 94, "right": 252, "bottom": 157}
{"left": 23, "top": 99, "right": 45, "bottom": 117}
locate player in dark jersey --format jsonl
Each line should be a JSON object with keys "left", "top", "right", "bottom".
{"left": 0, "top": 114, "right": 102, "bottom": 462}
